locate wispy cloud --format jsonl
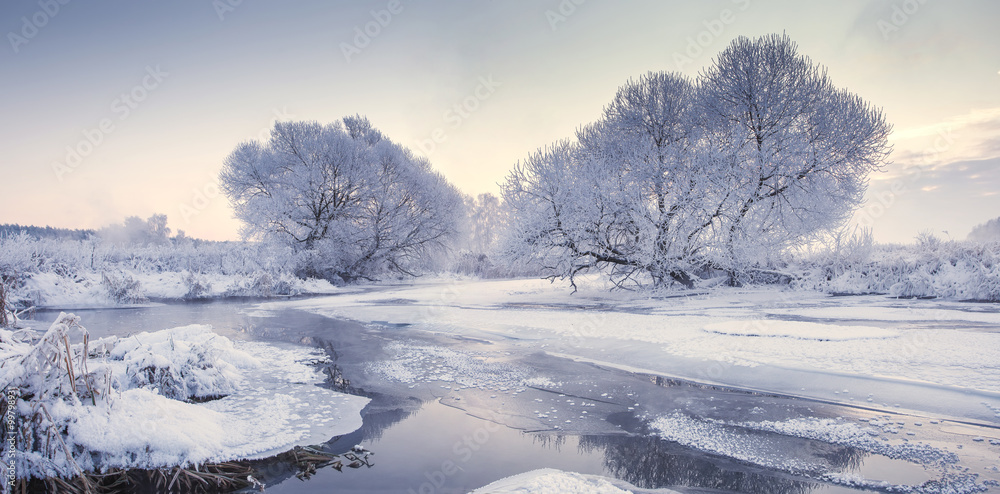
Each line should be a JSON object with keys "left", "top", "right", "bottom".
{"left": 877, "top": 106, "right": 1000, "bottom": 181}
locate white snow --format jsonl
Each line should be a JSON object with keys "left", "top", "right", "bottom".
{"left": 703, "top": 319, "right": 899, "bottom": 341}
{"left": 649, "top": 413, "right": 959, "bottom": 491}
{"left": 763, "top": 305, "right": 1000, "bottom": 325}
{"left": 471, "top": 468, "right": 679, "bottom": 493}
{"left": 365, "top": 341, "right": 529, "bottom": 391}
{"left": 263, "top": 277, "right": 1000, "bottom": 419}
{"left": 21, "top": 270, "right": 338, "bottom": 309}
{"left": 107, "top": 324, "right": 258, "bottom": 400}
{"left": 4, "top": 316, "right": 369, "bottom": 478}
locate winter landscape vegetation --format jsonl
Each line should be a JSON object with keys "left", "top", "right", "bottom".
{"left": 2, "top": 2, "right": 1000, "bottom": 493}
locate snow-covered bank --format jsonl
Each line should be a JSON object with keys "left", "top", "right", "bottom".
{"left": 793, "top": 234, "right": 1000, "bottom": 301}
{"left": 471, "top": 468, "right": 680, "bottom": 493}
{"left": 262, "top": 277, "right": 1000, "bottom": 421}
{"left": 21, "top": 269, "right": 338, "bottom": 309}
{"left": 0, "top": 314, "right": 368, "bottom": 481}
{"left": 0, "top": 232, "right": 339, "bottom": 311}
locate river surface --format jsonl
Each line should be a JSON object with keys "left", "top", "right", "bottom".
{"left": 29, "top": 294, "right": 1000, "bottom": 493}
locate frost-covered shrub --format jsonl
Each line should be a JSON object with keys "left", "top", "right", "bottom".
{"left": 0, "top": 314, "right": 118, "bottom": 480}
{"left": 101, "top": 270, "right": 147, "bottom": 304}
{"left": 1, "top": 316, "right": 263, "bottom": 481}
{"left": 227, "top": 271, "right": 274, "bottom": 297}
{"left": 794, "top": 234, "right": 1000, "bottom": 300}
{"left": 0, "top": 233, "right": 40, "bottom": 279}
{"left": 222, "top": 271, "right": 298, "bottom": 297}
{"left": 183, "top": 271, "right": 212, "bottom": 299}
{"left": 109, "top": 325, "right": 254, "bottom": 401}
{"left": 272, "top": 273, "right": 295, "bottom": 296}
{"left": 0, "top": 284, "right": 8, "bottom": 327}
{"left": 450, "top": 251, "right": 506, "bottom": 279}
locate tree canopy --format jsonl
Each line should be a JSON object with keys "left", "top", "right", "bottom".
{"left": 220, "top": 116, "right": 464, "bottom": 281}
{"left": 501, "top": 34, "right": 892, "bottom": 289}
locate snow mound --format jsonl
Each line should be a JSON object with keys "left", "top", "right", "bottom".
{"left": 703, "top": 320, "right": 900, "bottom": 341}
{"left": 3, "top": 314, "right": 370, "bottom": 479}
{"left": 108, "top": 324, "right": 261, "bottom": 400}
{"left": 471, "top": 468, "right": 655, "bottom": 493}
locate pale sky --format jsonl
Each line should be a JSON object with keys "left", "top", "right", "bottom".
{"left": 1, "top": 1, "right": 998, "bottom": 243}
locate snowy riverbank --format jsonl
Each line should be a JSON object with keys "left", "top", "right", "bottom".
{"left": 19, "top": 270, "right": 338, "bottom": 309}
{"left": 0, "top": 313, "right": 368, "bottom": 483}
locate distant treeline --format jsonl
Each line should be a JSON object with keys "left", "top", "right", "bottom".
{"left": 0, "top": 224, "right": 97, "bottom": 241}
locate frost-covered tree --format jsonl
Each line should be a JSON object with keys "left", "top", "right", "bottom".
{"left": 698, "top": 33, "right": 891, "bottom": 277}
{"left": 503, "top": 73, "right": 709, "bottom": 287}
{"left": 502, "top": 34, "right": 891, "bottom": 289}
{"left": 466, "top": 193, "right": 504, "bottom": 254}
{"left": 968, "top": 217, "right": 1000, "bottom": 243}
{"left": 220, "top": 117, "right": 464, "bottom": 281}
{"left": 99, "top": 214, "right": 172, "bottom": 246}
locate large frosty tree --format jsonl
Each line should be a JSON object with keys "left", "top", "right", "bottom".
{"left": 502, "top": 34, "right": 891, "bottom": 288}
{"left": 698, "top": 34, "right": 892, "bottom": 276}
{"left": 220, "top": 116, "right": 464, "bottom": 281}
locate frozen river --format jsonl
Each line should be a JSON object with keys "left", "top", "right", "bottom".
{"left": 38, "top": 279, "right": 1000, "bottom": 493}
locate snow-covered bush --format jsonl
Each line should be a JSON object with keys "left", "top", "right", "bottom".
{"left": 109, "top": 325, "right": 256, "bottom": 401}
{"left": 968, "top": 217, "right": 1000, "bottom": 243}
{"left": 0, "top": 315, "right": 260, "bottom": 481}
{"left": 794, "top": 234, "right": 1000, "bottom": 300}
{"left": 224, "top": 271, "right": 286, "bottom": 297}
{"left": 1, "top": 314, "right": 116, "bottom": 480}
{"left": 183, "top": 271, "right": 213, "bottom": 299}
{"left": 101, "top": 270, "right": 147, "bottom": 304}
{"left": 0, "top": 233, "right": 40, "bottom": 280}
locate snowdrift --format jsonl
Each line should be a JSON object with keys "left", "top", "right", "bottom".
{"left": 0, "top": 314, "right": 369, "bottom": 483}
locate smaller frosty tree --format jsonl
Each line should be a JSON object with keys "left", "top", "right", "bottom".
{"left": 967, "top": 217, "right": 1000, "bottom": 243}
{"left": 99, "top": 214, "right": 172, "bottom": 246}
{"left": 220, "top": 116, "right": 464, "bottom": 281}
